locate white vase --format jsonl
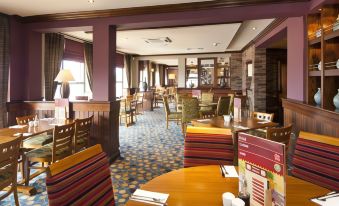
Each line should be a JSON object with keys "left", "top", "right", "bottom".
{"left": 333, "top": 89, "right": 339, "bottom": 111}
{"left": 314, "top": 88, "right": 321, "bottom": 106}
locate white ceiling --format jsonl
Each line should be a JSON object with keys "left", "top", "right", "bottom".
{"left": 63, "top": 19, "right": 274, "bottom": 55}
{"left": 0, "top": 0, "right": 213, "bottom": 16}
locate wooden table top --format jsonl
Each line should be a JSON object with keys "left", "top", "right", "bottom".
{"left": 192, "top": 116, "right": 278, "bottom": 132}
{"left": 126, "top": 165, "right": 330, "bottom": 206}
{"left": 0, "top": 118, "right": 74, "bottom": 142}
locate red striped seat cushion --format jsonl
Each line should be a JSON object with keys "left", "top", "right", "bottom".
{"left": 184, "top": 129, "right": 234, "bottom": 167}
{"left": 291, "top": 132, "right": 339, "bottom": 191}
{"left": 46, "top": 152, "right": 115, "bottom": 206}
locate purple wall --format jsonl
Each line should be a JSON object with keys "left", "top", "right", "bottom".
{"left": 256, "top": 17, "right": 306, "bottom": 101}
{"left": 9, "top": 17, "right": 26, "bottom": 101}
{"left": 8, "top": 0, "right": 334, "bottom": 101}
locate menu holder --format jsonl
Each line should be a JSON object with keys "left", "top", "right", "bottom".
{"left": 234, "top": 97, "right": 242, "bottom": 122}
{"left": 238, "top": 132, "right": 286, "bottom": 206}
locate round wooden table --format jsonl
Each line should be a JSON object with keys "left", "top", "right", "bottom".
{"left": 125, "top": 165, "right": 330, "bottom": 206}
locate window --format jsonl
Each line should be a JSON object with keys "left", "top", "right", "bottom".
{"left": 116, "top": 67, "right": 123, "bottom": 98}
{"left": 54, "top": 60, "right": 92, "bottom": 100}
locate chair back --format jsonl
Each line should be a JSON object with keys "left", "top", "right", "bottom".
{"left": 291, "top": 131, "right": 339, "bottom": 191}
{"left": 16, "top": 114, "right": 36, "bottom": 125}
{"left": 266, "top": 124, "right": 292, "bottom": 146}
{"left": 136, "top": 92, "right": 144, "bottom": 102}
{"left": 46, "top": 145, "right": 115, "bottom": 206}
{"left": 182, "top": 98, "right": 200, "bottom": 123}
{"left": 252, "top": 112, "right": 274, "bottom": 122}
{"left": 184, "top": 126, "right": 234, "bottom": 167}
{"left": 201, "top": 92, "right": 214, "bottom": 104}
{"left": 74, "top": 116, "right": 93, "bottom": 153}
{"left": 52, "top": 123, "right": 75, "bottom": 162}
{"left": 0, "top": 137, "right": 21, "bottom": 191}
{"left": 163, "top": 96, "right": 171, "bottom": 115}
{"left": 216, "top": 96, "right": 232, "bottom": 116}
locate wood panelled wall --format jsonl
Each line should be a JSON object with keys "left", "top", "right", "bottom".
{"left": 6, "top": 101, "right": 121, "bottom": 161}
{"left": 282, "top": 99, "right": 339, "bottom": 137}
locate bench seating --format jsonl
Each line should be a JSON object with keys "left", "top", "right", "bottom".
{"left": 184, "top": 126, "right": 234, "bottom": 167}
{"left": 291, "top": 131, "right": 339, "bottom": 191}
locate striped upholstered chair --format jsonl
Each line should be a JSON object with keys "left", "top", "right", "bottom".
{"left": 291, "top": 131, "right": 339, "bottom": 191}
{"left": 46, "top": 145, "right": 115, "bottom": 206}
{"left": 184, "top": 126, "right": 234, "bottom": 167}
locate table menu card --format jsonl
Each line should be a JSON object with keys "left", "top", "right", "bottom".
{"left": 238, "top": 132, "right": 286, "bottom": 206}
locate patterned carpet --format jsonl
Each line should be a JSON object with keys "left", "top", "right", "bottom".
{"left": 1, "top": 105, "right": 184, "bottom": 206}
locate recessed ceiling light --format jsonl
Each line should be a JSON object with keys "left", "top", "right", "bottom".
{"left": 88, "top": 0, "right": 94, "bottom": 4}
{"left": 252, "top": 27, "right": 257, "bottom": 31}
{"left": 213, "top": 42, "right": 220, "bottom": 46}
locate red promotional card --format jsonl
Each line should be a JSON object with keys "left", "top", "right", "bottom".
{"left": 238, "top": 132, "right": 286, "bottom": 206}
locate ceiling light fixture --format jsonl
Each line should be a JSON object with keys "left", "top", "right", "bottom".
{"left": 88, "top": 0, "right": 94, "bottom": 4}
{"left": 213, "top": 42, "right": 220, "bottom": 46}
{"left": 252, "top": 27, "right": 257, "bottom": 31}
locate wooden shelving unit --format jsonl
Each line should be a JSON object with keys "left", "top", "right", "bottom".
{"left": 307, "top": 4, "right": 339, "bottom": 112}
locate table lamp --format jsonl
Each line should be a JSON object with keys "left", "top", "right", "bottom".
{"left": 168, "top": 74, "right": 176, "bottom": 86}
{"left": 54, "top": 69, "right": 75, "bottom": 99}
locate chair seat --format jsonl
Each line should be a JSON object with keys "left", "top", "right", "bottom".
{"left": 168, "top": 112, "right": 182, "bottom": 119}
{"left": 26, "top": 144, "right": 69, "bottom": 162}
{"left": 23, "top": 134, "right": 53, "bottom": 149}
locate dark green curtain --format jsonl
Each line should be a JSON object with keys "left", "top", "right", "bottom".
{"left": 0, "top": 14, "right": 9, "bottom": 128}
{"left": 44, "top": 33, "right": 65, "bottom": 100}
{"left": 124, "top": 54, "right": 132, "bottom": 88}
{"left": 84, "top": 43, "right": 93, "bottom": 91}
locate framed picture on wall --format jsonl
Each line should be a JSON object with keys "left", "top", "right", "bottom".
{"left": 247, "top": 61, "right": 253, "bottom": 77}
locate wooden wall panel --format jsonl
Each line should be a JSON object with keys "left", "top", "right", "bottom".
{"left": 6, "top": 101, "right": 121, "bottom": 161}
{"left": 282, "top": 99, "right": 339, "bottom": 137}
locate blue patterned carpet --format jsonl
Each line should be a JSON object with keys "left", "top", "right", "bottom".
{"left": 1, "top": 105, "right": 184, "bottom": 206}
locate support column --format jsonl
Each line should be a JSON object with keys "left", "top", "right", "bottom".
{"left": 93, "top": 24, "right": 116, "bottom": 101}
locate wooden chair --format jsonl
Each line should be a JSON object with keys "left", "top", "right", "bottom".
{"left": 127, "top": 95, "right": 137, "bottom": 122}
{"left": 24, "top": 123, "right": 75, "bottom": 186}
{"left": 16, "top": 115, "right": 53, "bottom": 149}
{"left": 252, "top": 112, "right": 274, "bottom": 122}
{"left": 135, "top": 92, "right": 144, "bottom": 114}
{"left": 291, "top": 131, "right": 339, "bottom": 191}
{"left": 199, "top": 92, "right": 215, "bottom": 118}
{"left": 0, "top": 137, "right": 21, "bottom": 206}
{"left": 46, "top": 145, "right": 115, "bottom": 206}
{"left": 16, "top": 114, "right": 35, "bottom": 125}
{"left": 176, "top": 93, "right": 192, "bottom": 112}
{"left": 119, "top": 98, "right": 132, "bottom": 127}
{"left": 266, "top": 124, "right": 292, "bottom": 146}
{"left": 184, "top": 126, "right": 234, "bottom": 167}
{"left": 74, "top": 116, "right": 93, "bottom": 153}
{"left": 163, "top": 96, "right": 181, "bottom": 129}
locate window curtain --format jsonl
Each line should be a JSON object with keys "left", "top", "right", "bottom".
{"left": 44, "top": 33, "right": 65, "bottom": 100}
{"left": 84, "top": 43, "right": 93, "bottom": 91}
{"left": 159, "top": 64, "right": 165, "bottom": 86}
{"left": 0, "top": 14, "right": 9, "bottom": 128}
{"left": 123, "top": 54, "right": 132, "bottom": 88}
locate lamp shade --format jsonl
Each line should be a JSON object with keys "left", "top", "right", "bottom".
{"left": 54, "top": 69, "right": 75, "bottom": 82}
{"left": 168, "top": 74, "right": 176, "bottom": 80}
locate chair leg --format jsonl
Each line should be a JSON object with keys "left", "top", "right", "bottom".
{"left": 13, "top": 185, "right": 19, "bottom": 206}
{"left": 166, "top": 119, "right": 169, "bottom": 129}
{"left": 24, "top": 159, "right": 30, "bottom": 186}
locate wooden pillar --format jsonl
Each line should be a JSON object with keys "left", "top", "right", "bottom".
{"left": 93, "top": 24, "right": 116, "bottom": 101}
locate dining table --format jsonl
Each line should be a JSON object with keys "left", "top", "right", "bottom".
{"left": 0, "top": 118, "right": 74, "bottom": 195}
{"left": 125, "top": 165, "right": 330, "bottom": 206}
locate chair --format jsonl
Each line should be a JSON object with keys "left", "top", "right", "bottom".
{"left": 199, "top": 92, "right": 215, "bottom": 118}
{"left": 176, "top": 93, "right": 192, "bottom": 112}
{"left": 291, "top": 131, "right": 339, "bottom": 191}
{"left": 167, "top": 87, "right": 176, "bottom": 102}
{"left": 266, "top": 124, "right": 292, "bottom": 146}
{"left": 252, "top": 112, "right": 274, "bottom": 122}
{"left": 215, "top": 96, "right": 232, "bottom": 116}
{"left": 46, "top": 145, "right": 115, "bottom": 206}
{"left": 135, "top": 92, "right": 144, "bottom": 114}
{"left": 181, "top": 97, "right": 200, "bottom": 133}
{"left": 184, "top": 126, "right": 234, "bottom": 167}
{"left": 16, "top": 115, "right": 52, "bottom": 149}
{"left": 0, "top": 137, "right": 21, "bottom": 206}
{"left": 74, "top": 116, "right": 93, "bottom": 153}
{"left": 119, "top": 97, "right": 136, "bottom": 127}
{"left": 127, "top": 95, "right": 137, "bottom": 122}
{"left": 24, "top": 123, "right": 75, "bottom": 186}
{"left": 163, "top": 96, "right": 181, "bottom": 129}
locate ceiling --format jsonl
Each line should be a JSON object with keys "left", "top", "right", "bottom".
{"left": 0, "top": 0, "right": 214, "bottom": 16}
{"left": 63, "top": 19, "right": 274, "bottom": 55}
